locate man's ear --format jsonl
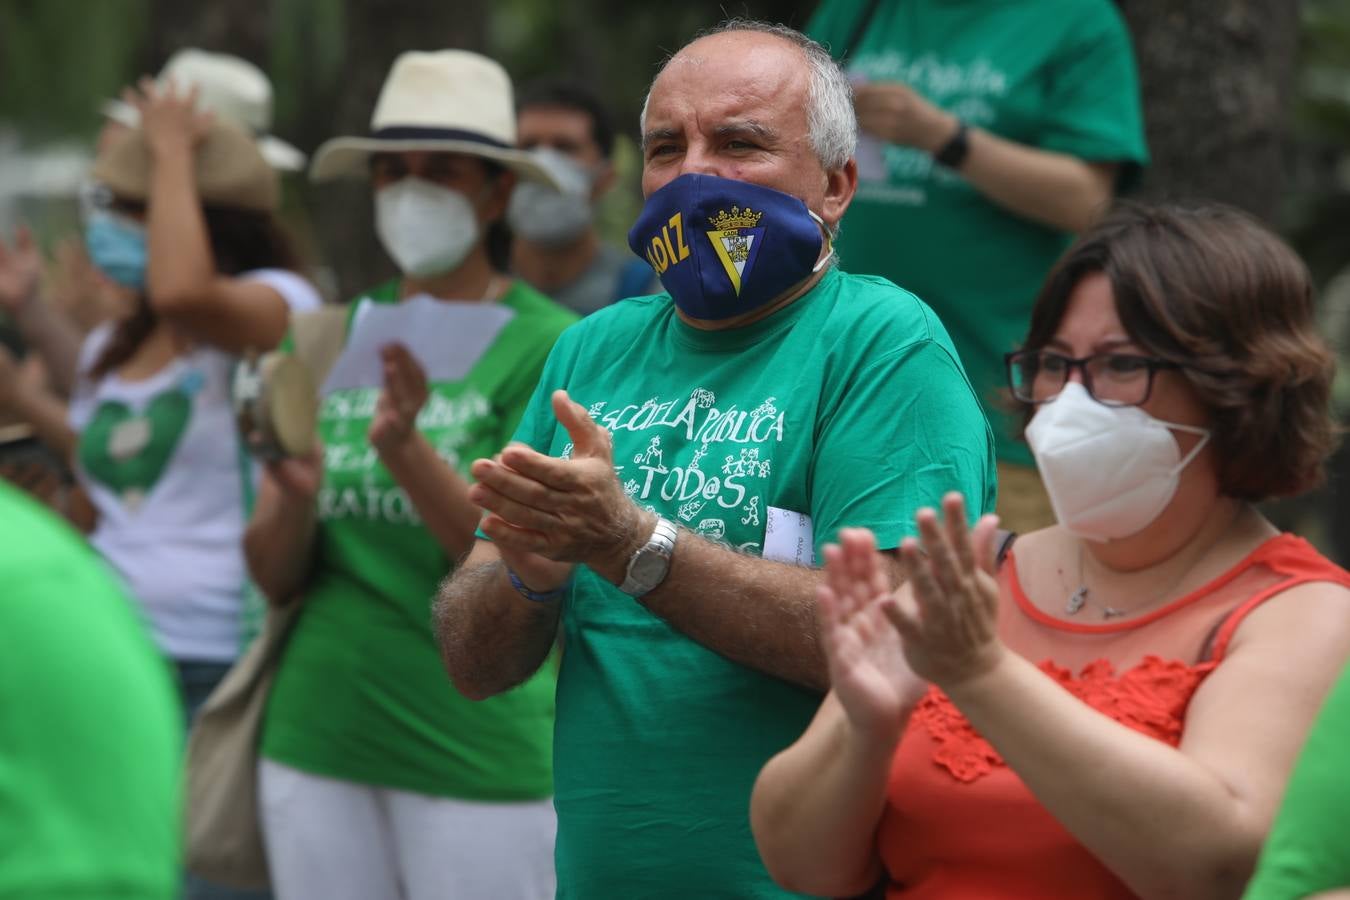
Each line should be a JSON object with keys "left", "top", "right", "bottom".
{"left": 819, "top": 158, "right": 858, "bottom": 232}
{"left": 590, "top": 160, "right": 617, "bottom": 202}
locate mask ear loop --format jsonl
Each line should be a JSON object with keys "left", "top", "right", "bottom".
{"left": 808, "top": 210, "right": 835, "bottom": 274}
{"left": 1166, "top": 424, "right": 1211, "bottom": 477}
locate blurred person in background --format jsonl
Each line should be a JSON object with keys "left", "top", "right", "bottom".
{"left": 508, "top": 79, "right": 657, "bottom": 314}
{"left": 0, "top": 481, "right": 182, "bottom": 900}
{"left": 0, "top": 81, "right": 320, "bottom": 721}
{"left": 0, "top": 47, "right": 310, "bottom": 525}
{"left": 751, "top": 203, "right": 1350, "bottom": 900}
{"left": 244, "top": 50, "right": 575, "bottom": 900}
{"left": 806, "top": 0, "right": 1149, "bottom": 535}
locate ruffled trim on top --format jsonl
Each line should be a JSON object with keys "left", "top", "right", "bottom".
{"left": 913, "top": 655, "right": 1216, "bottom": 783}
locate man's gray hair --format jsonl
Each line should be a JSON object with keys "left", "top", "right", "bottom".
{"left": 639, "top": 18, "right": 857, "bottom": 171}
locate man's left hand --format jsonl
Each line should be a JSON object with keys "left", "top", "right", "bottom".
{"left": 853, "top": 82, "right": 958, "bottom": 154}
{"left": 469, "top": 389, "right": 649, "bottom": 583}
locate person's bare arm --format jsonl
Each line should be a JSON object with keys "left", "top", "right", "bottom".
{"left": 0, "top": 348, "right": 76, "bottom": 461}
{"left": 433, "top": 539, "right": 564, "bottom": 700}
{"left": 467, "top": 389, "right": 836, "bottom": 691}
{"left": 888, "top": 496, "right": 1350, "bottom": 900}
{"left": 0, "top": 226, "right": 84, "bottom": 395}
{"left": 369, "top": 345, "right": 479, "bottom": 560}
{"left": 134, "top": 80, "right": 290, "bottom": 354}
{"left": 244, "top": 453, "right": 320, "bottom": 605}
{"left": 853, "top": 82, "right": 1117, "bottom": 234}
{"left": 751, "top": 530, "right": 927, "bottom": 896}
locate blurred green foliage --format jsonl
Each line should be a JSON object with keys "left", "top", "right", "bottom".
{"left": 0, "top": 0, "right": 150, "bottom": 141}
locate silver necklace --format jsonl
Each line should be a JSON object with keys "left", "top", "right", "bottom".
{"left": 1065, "top": 506, "right": 1241, "bottom": 620}
{"left": 1064, "top": 556, "right": 1127, "bottom": 620}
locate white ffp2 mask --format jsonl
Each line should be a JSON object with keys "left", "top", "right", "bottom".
{"left": 375, "top": 178, "right": 479, "bottom": 277}
{"left": 1025, "top": 382, "right": 1211, "bottom": 541}
{"left": 506, "top": 148, "right": 595, "bottom": 246}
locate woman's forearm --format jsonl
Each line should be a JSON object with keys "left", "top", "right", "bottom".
{"left": 948, "top": 651, "right": 1263, "bottom": 899}
{"left": 379, "top": 432, "right": 480, "bottom": 562}
{"left": 145, "top": 145, "right": 217, "bottom": 315}
{"left": 751, "top": 693, "right": 902, "bottom": 897}
{"left": 10, "top": 385, "right": 77, "bottom": 462}
{"left": 11, "top": 294, "right": 83, "bottom": 397}
{"left": 244, "top": 480, "right": 318, "bottom": 604}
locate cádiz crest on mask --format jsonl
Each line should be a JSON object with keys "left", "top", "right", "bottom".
{"left": 627, "top": 173, "right": 832, "bottom": 321}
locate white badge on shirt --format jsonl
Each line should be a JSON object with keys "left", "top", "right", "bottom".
{"left": 763, "top": 507, "right": 815, "bottom": 567}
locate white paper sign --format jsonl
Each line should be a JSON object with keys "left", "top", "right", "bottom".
{"left": 763, "top": 507, "right": 815, "bottom": 567}
{"left": 321, "top": 294, "right": 516, "bottom": 395}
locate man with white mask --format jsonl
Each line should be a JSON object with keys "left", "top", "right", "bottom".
{"left": 508, "top": 80, "right": 658, "bottom": 314}
{"left": 244, "top": 50, "right": 576, "bottom": 900}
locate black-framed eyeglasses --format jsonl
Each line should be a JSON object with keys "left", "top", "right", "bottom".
{"left": 1004, "top": 349, "right": 1181, "bottom": 407}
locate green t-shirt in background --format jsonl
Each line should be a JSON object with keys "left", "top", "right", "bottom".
{"left": 261, "top": 280, "right": 577, "bottom": 800}
{"left": 508, "top": 268, "right": 995, "bottom": 898}
{"left": 1243, "top": 660, "right": 1350, "bottom": 899}
{"left": 0, "top": 482, "right": 182, "bottom": 899}
{"left": 808, "top": 0, "right": 1149, "bottom": 466}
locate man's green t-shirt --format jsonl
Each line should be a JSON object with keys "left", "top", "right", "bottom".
{"left": 261, "top": 280, "right": 577, "bottom": 800}
{"left": 808, "top": 0, "right": 1149, "bottom": 465}
{"left": 1244, "top": 660, "right": 1350, "bottom": 899}
{"left": 506, "top": 267, "right": 995, "bottom": 897}
{"left": 0, "top": 482, "right": 182, "bottom": 898}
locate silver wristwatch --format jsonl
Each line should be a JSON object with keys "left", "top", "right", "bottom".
{"left": 618, "top": 516, "right": 679, "bottom": 597}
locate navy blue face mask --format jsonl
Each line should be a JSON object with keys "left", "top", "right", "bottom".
{"left": 627, "top": 173, "right": 832, "bottom": 321}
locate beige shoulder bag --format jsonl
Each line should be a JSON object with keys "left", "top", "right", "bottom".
{"left": 185, "top": 304, "right": 349, "bottom": 888}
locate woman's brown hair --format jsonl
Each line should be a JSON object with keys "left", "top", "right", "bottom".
{"left": 88, "top": 204, "right": 303, "bottom": 380}
{"left": 1017, "top": 201, "right": 1336, "bottom": 502}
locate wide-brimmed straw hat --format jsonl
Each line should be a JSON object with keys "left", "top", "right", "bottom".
{"left": 93, "top": 118, "right": 279, "bottom": 213}
{"left": 102, "top": 48, "right": 306, "bottom": 172}
{"left": 309, "top": 50, "right": 556, "bottom": 188}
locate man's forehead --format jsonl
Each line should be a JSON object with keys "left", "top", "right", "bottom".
{"left": 647, "top": 34, "right": 808, "bottom": 126}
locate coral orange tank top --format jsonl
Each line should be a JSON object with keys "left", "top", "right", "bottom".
{"left": 876, "top": 534, "right": 1350, "bottom": 899}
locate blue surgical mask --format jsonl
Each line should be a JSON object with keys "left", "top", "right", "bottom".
{"left": 627, "top": 173, "right": 832, "bottom": 321}
{"left": 85, "top": 209, "right": 147, "bottom": 290}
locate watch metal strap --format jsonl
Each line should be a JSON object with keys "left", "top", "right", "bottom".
{"left": 618, "top": 516, "right": 679, "bottom": 597}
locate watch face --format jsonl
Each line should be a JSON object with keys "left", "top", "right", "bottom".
{"left": 629, "top": 550, "right": 669, "bottom": 587}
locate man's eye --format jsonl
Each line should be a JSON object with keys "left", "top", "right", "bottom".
{"left": 648, "top": 144, "right": 677, "bottom": 157}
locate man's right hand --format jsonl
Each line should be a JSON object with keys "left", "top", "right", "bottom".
{"left": 0, "top": 225, "right": 41, "bottom": 315}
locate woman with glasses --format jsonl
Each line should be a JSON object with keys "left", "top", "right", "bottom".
{"left": 750, "top": 202, "right": 1350, "bottom": 899}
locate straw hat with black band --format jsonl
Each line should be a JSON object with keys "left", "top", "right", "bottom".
{"left": 309, "top": 50, "right": 557, "bottom": 188}
{"left": 102, "top": 49, "right": 307, "bottom": 173}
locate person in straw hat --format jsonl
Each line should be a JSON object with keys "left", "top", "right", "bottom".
{"left": 244, "top": 50, "right": 575, "bottom": 900}
{"left": 0, "top": 77, "right": 321, "bottom": 708}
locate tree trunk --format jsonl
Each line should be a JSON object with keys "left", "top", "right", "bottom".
{"left": 1119, "top": 0, "right": 1301, "bottom": 223}
{"left": 299, "top": 0, "right": 489, "bottom": 301}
